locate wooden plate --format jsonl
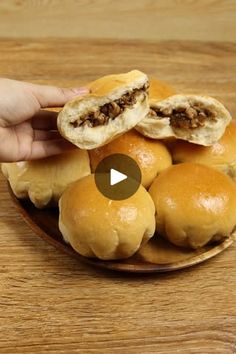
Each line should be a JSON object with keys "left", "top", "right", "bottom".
{"left": 9, "top": 186, "right": 235, "bottom": 273}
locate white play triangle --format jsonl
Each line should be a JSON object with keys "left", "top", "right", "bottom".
{"left": 110, "top": 168, "right": 127, "bottom": 186}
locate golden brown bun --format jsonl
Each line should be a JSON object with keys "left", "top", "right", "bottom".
{"left": 171, "top": 121, "right": 236, "bottom": 180}
{"left": 89, "top": 129, "right": 172, "bottom": 188}
{"left": 59, "top": 174, "right": 156, "bottom": 260}
{"left": 149, "top": 78, "right": 176, "bottom": 100}
{"left": 87, "top": 70, "right": 146, "bottom": 96}
{"left": 57, "top": 70, "right": 149, "bottom": 150}
{"left": 1, "top": 149, "right": 91, "bottom": 209}
{"left": 88, "top": 76, "right": 175, "bottom": 100}
{"left": 149, "top": 163, "right": 236, "bottom": 249}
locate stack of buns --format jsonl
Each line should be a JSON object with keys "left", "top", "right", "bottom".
{"left": 2, "top": 70, "right": 236, "bottom": 260}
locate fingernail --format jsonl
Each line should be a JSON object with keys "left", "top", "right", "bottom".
{"left": 71, "top": 87, "right": 90, "bottom": 95}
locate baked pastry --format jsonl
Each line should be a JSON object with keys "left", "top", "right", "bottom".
{"left": 57, "top": 70, "right": 149, "bottom": 149}
{"left": 1, "top": 149, "right": 90, "bottom": 208}
{"left": 136, "top": 94, "right": 232, "bottom": 146}
{"left": 149, "top": 163, "right": 236, "bottom": 249}
{"left": 147, "top": 78, "right": 178, "bottom": 149}
{"left": 59, "top": 174, "right": 156, "bottom": 260}
{"left": 171, "top": 121, "right": 236, "bottom": 181}
{"left": 89, "top": 129, "right": 172, "bottom": 188}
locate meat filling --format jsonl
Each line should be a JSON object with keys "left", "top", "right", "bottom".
{"left": 150, "top": 104, "right": 217, "bottom": 129}
{"left": 71, "top": 84, "right": 148, "bottom": 128}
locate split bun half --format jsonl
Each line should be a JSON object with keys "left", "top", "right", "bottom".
{"left": 136, "top": 94, "right": 232, "bottom": 146}
{"left": 58, "top": 70, "right": 149, "bottom": 150}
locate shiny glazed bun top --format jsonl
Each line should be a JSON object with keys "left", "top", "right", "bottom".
{"left": 149, "top": 163, "right": 236, "bottom": 249}
{"left": 89, "top": 129, "right": 172, "bottom": 188}
{"left": 171, "top": 121, "right": 236, "bottom": 166}
{"left": 59, "top": 174, "right": 156, "bottom": 260}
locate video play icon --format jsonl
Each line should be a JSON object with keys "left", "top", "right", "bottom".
{"left": 94, "top": 154, "right": 142, "bottom": 200}
{"left": 110, "top": 169, "right": 127, "bottom": 186}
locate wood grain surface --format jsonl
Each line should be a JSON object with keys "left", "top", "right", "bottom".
{"left": 0, "top": 39, "right": 236, "bottom": 353}
{"left": 0, "top": 0, "right": 235, "bottom": 42}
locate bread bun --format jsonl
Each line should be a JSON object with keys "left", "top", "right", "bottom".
{"left": 1, "top": 149, "right": 91, "bottom": 209}
{"left": 149, "top": 163, "right": 236, "bottom": 249}
{"left": 59, "top": 174, "right": 156, "bottom": 260}
{"left": 149, "top": 78, "right": 176, "bottom": 100}
{"left": 136, "top": 94, "right": 232, "bottom": 146}
{"left": 171, "top": 121, "right": 236, "bottom": 181}
{"left": 57, "top": 70, "right": 149, "bottom": 150}
{"left": 89, "top": 129, "right": 172, "bottom": 188}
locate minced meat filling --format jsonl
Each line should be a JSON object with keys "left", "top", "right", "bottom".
{"left": 150, "top": 104, "right": 217, "bottom": 129}
{"left": 71, "top": 84, "right": 148, "bottom": 128}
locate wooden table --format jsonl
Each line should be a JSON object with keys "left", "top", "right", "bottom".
{"left": 0, "top": 0, "right": 235, "bottom": 42}
{"left": 0, "top": 39, "right": 236, "bottom": 354}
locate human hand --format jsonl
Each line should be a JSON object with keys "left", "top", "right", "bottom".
{"left": 0, "top": 78, "right": 89, "bottom": 162}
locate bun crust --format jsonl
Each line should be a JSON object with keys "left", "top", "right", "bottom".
{"left": 149, "top": 78, "right": 176, "bottom": 100}
{"left": 136, "top": 94, "right": 232, "bottom": 146}
{"left": 87, "top": 70, "right": 147, "bottom": 96}
{"left": 59, "top": 174, "right": 156, "bottom": 260}
{"left": 1, "top": 149, "right": 91, "bottom": 209}
{"left": 58, "top": 70, "right": 149, "bottom": 150}
{"left": 171, "top": 122, "right": 236, "bottom": 180}
{"left": 89, "top": 129, "right": 172, "bottom": 188}
{"left": 149, "top": 163, "right": 236, "bottom": 249}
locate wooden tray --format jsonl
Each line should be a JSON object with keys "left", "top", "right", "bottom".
{"left": 9, "top": 186, "right": 235, "bottom": 273}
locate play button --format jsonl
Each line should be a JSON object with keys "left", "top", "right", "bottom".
{"left": 94, "top": 153, "right": 142, "bottom": 200}
{"left": 110, "top": 169, "right": 127, "bottom": 186}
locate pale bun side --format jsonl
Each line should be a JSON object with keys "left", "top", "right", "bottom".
{"left": 149, "top": 163, "right": 236, "bottom": 249}
{"left": 57, "top": 70, "right": 149, "bottom": 150}
{"left": 171, "top": 121, "right": 236, "bottom": 180}
{"left": 89, "top": 129, "right": 172, "bottom": 188}
{"left": 136, "top": 94, "right": 232, "bottom": 146}
{"left": 59, "top": 174, "right": 156, "bottom": 260}
{"left": 1, "top": 149, "right": 91, "bottom": 209}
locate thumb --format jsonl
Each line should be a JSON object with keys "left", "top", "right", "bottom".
{"left": 25, "top": 82, "right": 89, "bottom": 108}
